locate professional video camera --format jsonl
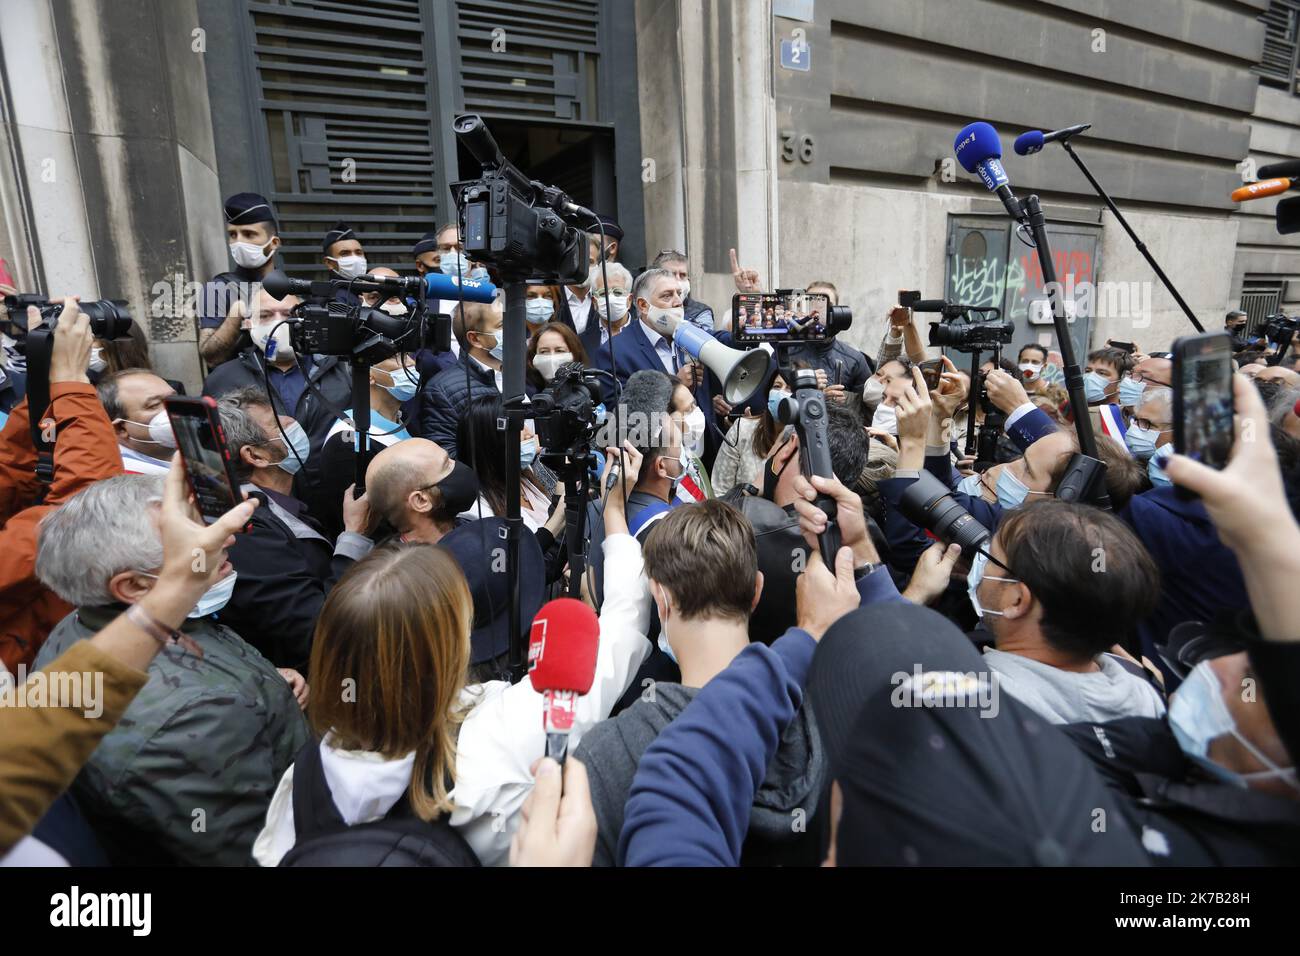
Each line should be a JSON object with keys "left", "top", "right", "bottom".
{"left": 531, "top": 361, "right": 606, "bottom": 464}
{"left": 451, "top": 114, "right": 590, "bottom": 285}
{"left": 1263, "top": 312, "right": 1300, "bottom": 366}
{"left": 3, "top": 294, "right": 133, "bottom": 350}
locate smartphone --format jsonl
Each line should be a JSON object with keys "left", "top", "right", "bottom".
{"left": 899, "top": 290, "right": 921, "bottom": 308}
{"left": 163, "top": 396, "right": 247, "bottom": 525}
{"left": 733, "top": 291, "right": 831, "bottom": 344}
{"left": 1172, "top": 332, "right": 1234, "bottom": 471}
{"left": 918, "top": 358, "right": 944, "bottom": 391}
{"left": 1107, "top": 340, "right": 1137, "bottom": 354}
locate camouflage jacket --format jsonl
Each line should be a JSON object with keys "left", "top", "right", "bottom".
{"left": 34, "top": 606, "right": 310, "bottom": 865}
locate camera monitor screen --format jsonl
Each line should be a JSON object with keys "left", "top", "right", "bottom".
{"left": 732, "top": 292, "right": 831, "bottom": 345}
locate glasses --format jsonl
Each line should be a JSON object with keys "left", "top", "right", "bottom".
{"left": 1130, "top": 371, "right": 1171, "bottom": 387}
{"left": 1133, "top": 417, "right": 1171, "bottom": 432}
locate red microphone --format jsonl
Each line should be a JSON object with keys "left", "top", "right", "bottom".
{"left": 528, "top": 598, "right": 600, "bottom": 763}
{"left": 1292, "top": 396, "right": 1300, "bottom": 419}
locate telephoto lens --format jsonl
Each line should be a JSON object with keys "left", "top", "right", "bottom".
{"left": 897, "top": 470, "right": 991, "bottom": 557}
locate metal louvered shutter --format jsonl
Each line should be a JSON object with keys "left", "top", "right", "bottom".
{"left": 246, "top": 0, "right": 448, "bottom": 276}
{"left": 1256, "top": 0, "right": 1300, "bottom": 90}
{"left": 454, "top": 0, "right": 603, "bottom": 122}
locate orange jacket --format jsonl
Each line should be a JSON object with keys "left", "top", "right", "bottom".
{"left": 0, "top": 383, "right": 122, "bottom": 671}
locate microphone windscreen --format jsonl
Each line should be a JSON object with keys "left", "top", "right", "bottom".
{"left": 261, "top": 270, "right": 294, "bottom": 300}
{"left": 528, "top": 598, "right": 599, "bottom": 695}
{"left": 1230, "top": 179, "right": 1292, "bottom": 202}
{"left": 1279, "top": 195, "right": 1300, "bottom": 235}
{"left": 954, "top": 121, "right": 1003, "bottom": 173}
{"left": 1013, "top": 130, "right": 1046, "bottom": 156}
{"left": 1258, "top": 159, "right": 1300, "bottom": 180}
{"left": 423, "top": 271, "right": 499, "bottom": 304}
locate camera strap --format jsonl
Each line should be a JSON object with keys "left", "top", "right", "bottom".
{"left": 25, "top": 326, "right": 55, "bottom": 488}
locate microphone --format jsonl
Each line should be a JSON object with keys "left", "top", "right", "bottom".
{"left": 527, "top": 597, "right": 600, "bottom": 763}
{"left": 1013, "top": 123, "right": 1091, "bottom": 156}
{"left": 1258, "top": 159, "right": 1300, "bottom": 180}
{"left": 954, "top": 122, "right": 1025, "bottom": 223}
{"left": 422, "top": 272, "right": 498, "bottom": 303}
{"left": 262, "top": 269, "right": 498, "bottom": 304}
{"left": 911, "top": 299, "right": 954, "bottom": 313}
{"left": 1230, "top": 178, "right": 1295, "bottom": 203}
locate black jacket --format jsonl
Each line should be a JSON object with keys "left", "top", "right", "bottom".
{"left": 201, "top": 348, "right": 352, "bottom": 495}
{"left": 417, "top": 352, "right": 534, "bottom": 457}
{"left": 219, "top": 487, "right": 369, "bottom": 671}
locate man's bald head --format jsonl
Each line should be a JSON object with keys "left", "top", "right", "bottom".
{"left": 366, "top": 438, "right": 454, "bottom": 533}
{"left": 1256, "top": 365, "right": 1300, "bottom": 389}
{"left": 1132, "top": 355, "right": 1172, "bottom": 388}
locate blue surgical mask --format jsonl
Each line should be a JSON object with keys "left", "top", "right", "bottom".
{"left": 274, "top": 421, "right": 311, "bottom": 475}
{"left": 767, "top": 388, "right": 791, "bottom": 419}
{"left": 525, "top": 298, "right": 555, "bottom": 325}
{"left": 995, "top": 466, "right": 1031, "bottom": 509}
{"left": 1084, "top": 370, "right": 1111, "bottom": 404}
{"left": 520, "top": 437, "right": 538, "bottom": 469}
{"left": 1125, "top": 423, "right": 1161, "bottom": 461}
{"left": 957, "top": 472, "right": 985, "bottom": 498}
{"left": 967, "top": 549, "right": 1016, "bottom": 620}
{"left": 475, "top": 330, "right": 504, "bottom": 363}
{"left": 469, "top": 266, "right": 489, "bottom": 282}
{"left": 1117, "top": 376, "right": 1146, "bottom": 406}
{"left": 439, "top": 251, "right": 470, "bottom": 277}
{"left": 1168, "top": 660, "right": 1300, "bottom": 792}
{"left": 381, "top": 366, "right": 419, "bottom": 403}
{"left": 1148, "top": 443, "right": 1174, "bottom": 487}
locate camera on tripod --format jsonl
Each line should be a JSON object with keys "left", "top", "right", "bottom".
{"left": 3, "top": 294, "right": 133, "bottom": 351}
{"left": 531, "top": 362, "right": 606, "bottom": 462}
{"left": 451, "top": 114, "right": 590, "bottom": 285}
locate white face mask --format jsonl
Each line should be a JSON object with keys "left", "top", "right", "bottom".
{"left": 595, "top": 291, "right": 630, "bottom": 324}
{"left": 532, "top": 352, "right": 573, "bottom": 382}
{"left": 683, "top": 407, "right": 706, "bottom": 457}
{"left": 331, "top": 254, "right": 368, "bottom": 279}
{"left": 864, "top": 378, "right": 886, "bottom": 404}
{"left": 378, "top": 300, "right": 408, "bottom": 316}
{"left": 88, "top": 347, "right": 108, "bottom": 374}
{"left": 250, "top": 323, "right": 295, "bottom": 361}
{"left": 870, "top": 402, "right": 898, "bottom": 435}
{"left": 230, "top": 240, "right": 272, "bottom": 270}
{"left": 116, "top": 409, "right": 177, "bottom": 450}
{"left": 647, "top": 305, "right": 683, "bottom": 336}
{"left": 1019, "top": 361, "right": 1042, "bottom": 381}
{"left": 679, "top": 278, "right": 691, "bottom": 300}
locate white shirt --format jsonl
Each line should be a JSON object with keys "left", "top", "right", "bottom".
{"left": 118, "top": 444, "right": 171, "bottom": 476}
{"left": 639, "top": 318, "right": 678, "bottom": 374}
{"left": 565, "top": 286, "right": 592, "bottom": 335}
{"left": 469, "top": 353, "right": 504, "bottom": 394}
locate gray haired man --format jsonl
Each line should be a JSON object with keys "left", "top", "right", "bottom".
{"left": 34, "top": 474, "right": 308, "bottom": 866}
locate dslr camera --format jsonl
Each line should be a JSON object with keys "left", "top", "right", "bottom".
{"left": 3, "top": 294, "right": 133, "bottom": 351}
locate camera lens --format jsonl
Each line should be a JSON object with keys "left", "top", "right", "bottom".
{"left": 80, "top": 300, "right": 133, "bottom": 340}
{"left": 898, "top": 471, "right": 991, "bottom": 556}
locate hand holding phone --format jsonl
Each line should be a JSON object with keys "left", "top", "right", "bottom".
{"left": 164, "top": 396, "right": 248, "bottom": 526}
{"left": 1173, "top": 332, "right": 1235, "bottom": 473}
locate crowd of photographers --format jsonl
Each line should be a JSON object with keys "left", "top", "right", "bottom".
{"left": 0, "top": 188, "right": 1297, "bottom": 867}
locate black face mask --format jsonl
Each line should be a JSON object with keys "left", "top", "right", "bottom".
{"left": 431, "top": 461, "right": 480, "bottom": 519}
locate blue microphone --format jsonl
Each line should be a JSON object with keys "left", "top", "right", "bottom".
{"left": 423, "top": 271, "right": 497, "bottom": 303}
{"left": 1014, "top": 123, "right": 1091, "bottom": 156}
{"left": 954, "top": 121, "right": 1024, "bottom": 223}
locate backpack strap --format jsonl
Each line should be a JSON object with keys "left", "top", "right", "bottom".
{"left": 290, "top": 738, "right": 349, "bottom": 841}
{"left": 627, "top": 499, "right": 672, "bottom": 538}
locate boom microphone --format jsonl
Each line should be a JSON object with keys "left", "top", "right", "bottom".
{"left": 1013, "top": 123, "right": 1091, "bottom": 156}
{"left": 261, "top": 269, "right": 498, "bottom": 304}
{"left": 527, "top": 597, "right": 600, "bottom": 763}
{"left": 1258, "top": 159, "right": 1300, "bottom": 180}
{"left": 1230, "top": 179, "right": 1295, "bottom": 203}
{"left": 954, "top": 122, "right": 1025, "bottom": 223}
{"left": 422, "top": 271, "right": 498, "bottom": 303}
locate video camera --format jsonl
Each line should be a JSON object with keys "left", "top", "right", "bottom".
{"left": 531, "top": 362, "right": 607, "bottom": 464}
{"left": 1263, "top": 312, "right": 1300, "bottom": 366}
{"left": 451, "top": 114, "right": 590, "bottom": 285}
{"left": 907, "top": 296, "right": 1014, "bottom": 354}
{"left": 260, "top": 271, "right": 448, "bottom": 366}
{"left": 3, "top": 294, "right": 133, "bottom": 351}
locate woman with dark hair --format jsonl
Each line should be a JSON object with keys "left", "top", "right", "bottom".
{"left": 526, "top": 321, "right": 589, "bottom": 391}
{"left": 456, "top": 393, "right": 565, "bottom": 535}
{"left": 711, "top": 370, "right": 792, "bottom": 496}
{"left": 524, "top": 284, "right": 563, "bottom": 335}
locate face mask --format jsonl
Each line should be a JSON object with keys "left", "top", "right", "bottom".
{"left": 863, "top": 378, "right": 886, "bottom": 404}
{"left": 1083, "top": 370, "right": 1111, "bottom": 404}
{"left": 439, "top": 251, "right": 470, "bottom": 277}
{"left": 768, "top": 388, "right": 791, "bottom": 419}
{"left": 526, "top": 298, "right": 555, "bottom": 325}
{"left": 475, "top": 330, "right": 505, "bottom": 363}
{"left": 1168, "top": 661, "right": 1300, "bottom": 792}
{"left": 379, "top": 300, "right": 408, "bottom": 317}
{"left": 967, "top": 549, "right": 1017, "bottom": 619}
{"left": 271, "top": 421, "right": 310, "bottom": 475}
{"left": 1019, "top": 362, "right": 1041, "bottom": 382}
{"left": 957, "top": 472, "right": 986, "bottom": 498}
{"left": 994, "top": 466, "right": 1032, "bottom": 509}
{"left": 652, "top": 584, "right": 680, "bottom": 664}
{"left": 683, "top": 408, "right": 706, "bottom": 458}
{"left": 469, "top": 266, "right": 489, "bottom": 282}
{"left": 520, "top": 437, "right": 538, "bottom": 469}
{"left": 379, "top": 366, "right": 419, "bottom": 403}
{"left": 88, "top": 347, "right": 108, "bottom": 374}
{"left": 533, "top": 352, "right": 572, "bottom": 382}
{"left": 141, "top": 570, "right": 238, "bottom": 619}
{"left": 117, "top": 409, "right": 177, "bottom": 449}
{"left": 251, "top": 323, "right": 295, "bottom": 362}
{"left": 1148, "top": 443, "right": 1174, "bottom": 487}
{"left": 1125, "top": 423, "right": 1161, "bottom": 461}
{"left": 647, "top": 305, "right": 684, "bottom": 336}
{"left": 1118, "top": 376, "right": 1146, "bottom": 406}
{"left": 659, "top": 454, "right": 686, "bottom": 496}
{"left": 679, "top": 279, "right": 691, "bottom": 300}
{"left": 431, "top": 460, "right": 481, "bottom": 518}
{"left": 331, "top": 255, "right": 368, "bottom": 279}
{"left": 230, "top": 240, "right": 272, "bottom": 270}
{"left": 596, "top": 293, "right": 630, "bottom": 324}
{"left": 657, "top": 632, "right": 679, "bottom": 666}
{"left": 870, "top": 402, "right": 898, "bottom": 435}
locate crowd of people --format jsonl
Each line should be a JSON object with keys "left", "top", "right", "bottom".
{"left": 0, "top": 188, "right": 1297, "bottom": 868}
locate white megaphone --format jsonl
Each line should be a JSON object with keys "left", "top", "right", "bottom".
{"left": 669, "top": 323, "right": 772, "bottom": 405}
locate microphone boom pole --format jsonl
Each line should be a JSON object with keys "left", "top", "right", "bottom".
{"left": 1057, "top": 140, "right": 1205, "bottom": 333}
